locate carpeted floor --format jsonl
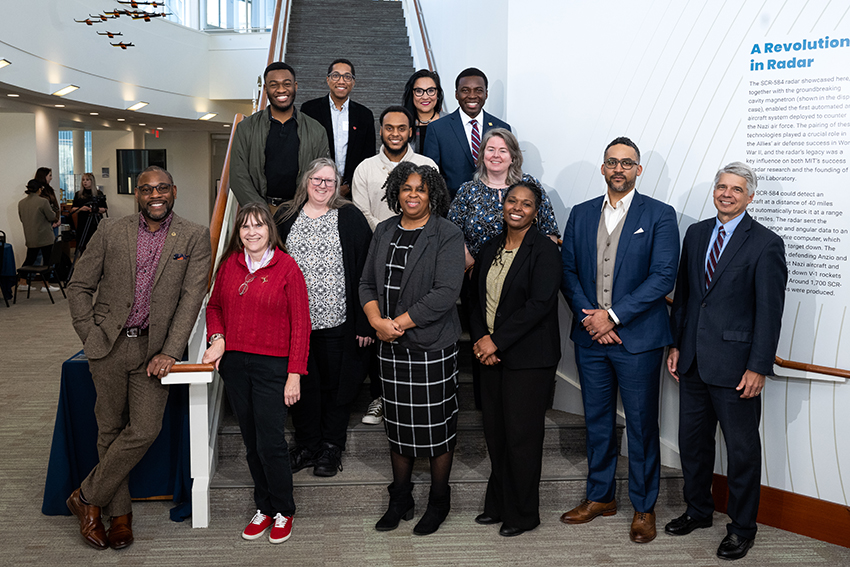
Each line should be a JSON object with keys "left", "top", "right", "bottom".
{"left": 1, "top": 295, "right": 849, "bottom": 566}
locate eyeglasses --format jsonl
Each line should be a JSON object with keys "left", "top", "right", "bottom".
{"left": 413, "top": 87, "right": 437, "bottom": 97}
{"left": 328, "top": 72, "right": 355, "bottom": 83}
{"left": 309, "top": 177, "right": 336, "bottom": 187}
{"left": 137, "top": 183, "right": 173, "bottom": 195}
{"left": 603, "top": 158, "right": 639, "bottom": 170}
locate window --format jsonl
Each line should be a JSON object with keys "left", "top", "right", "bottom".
{"left": 57, "top": 131, "right": 94, "bottom": 201}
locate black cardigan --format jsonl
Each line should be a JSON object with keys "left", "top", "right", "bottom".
{"left": 276, "top": 203, "right": 373, "bottom": 403}
{"left": 469, "top": 225, "right": 562, "bottom": 370}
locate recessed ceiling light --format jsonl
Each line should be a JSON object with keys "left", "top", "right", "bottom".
{"left": 7, "top": 93, "right": 19, "bottom": 97}
{"left": 117, "top": 118, "right": 125, "bottom": 122}
{"left": 139, "top": 123, "right": 146, "bottom": 126}
{"left": 90, "top": 112, "right": 99, "bottom": 116}
{"left": 54, "top": 104, "right": 65, "bottom": 108}
{"left": 156, "top": 127, "right": 163, "bottom": 130}
{"left": 0, "top": 59, "right": 11, "bottom": 69}
{"left": 224, "top": 124, "right": 231, "bottom": 127}
{"left": 52, "top": 85, "right": 80, "bottom": 97}
{"left": 199, "top": 113, "right": 217, "bottom": 121}
{"left": 127, "top": 101, "right": 148, "bottom": 111}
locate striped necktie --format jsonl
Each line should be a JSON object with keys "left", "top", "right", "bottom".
{"left": 470, "top": 119, "right": 481, "bottom": 163}
{"left": 705, "top": 225, "right": 726, "bottom": 288}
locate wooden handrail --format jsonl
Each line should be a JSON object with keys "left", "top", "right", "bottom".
{"left": 170, "top": 363, "right": 215, "bottom": 373}
{"left": 208, "top": 113, "right": 245, "bottom": 286}
{"left": 412, "top": 0, "right": 435, "bottom": 72}
{"left": 663, "top": 296, "right": 848, "bottom": 379}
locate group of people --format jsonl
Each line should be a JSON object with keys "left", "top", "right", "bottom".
{"left": 61, "top": 59, "right": 787, "bottom": 564}
{"left": 17, "top": 168, "right": 107, "bottom": 293}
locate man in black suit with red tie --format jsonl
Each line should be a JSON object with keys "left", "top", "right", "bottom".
{"left": 666, "top": 161, "right": 787, "bottom": 561}
{"left": 301, "top": 58, "right": 376, "bottom": 198}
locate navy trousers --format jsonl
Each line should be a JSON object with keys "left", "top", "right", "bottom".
{"left": 575, "top": 342, "right": 662, "bottom": 513}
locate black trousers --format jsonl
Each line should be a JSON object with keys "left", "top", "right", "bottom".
{"left": 481, "top": 363, "right": 555, "bottom": 530}
{"left": 679, "top": 367, "right": 762, "bottom": 539}
{"left": 23, "top": 244, "right": 53, "bottom": 266}
{"left": 290, "top": 325, "right": 351, "bottom": 452}
{"left": 220, "top": 351, "right": 295, "bottom": 516}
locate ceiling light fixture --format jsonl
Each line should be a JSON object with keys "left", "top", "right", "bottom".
{"left": 199, "top": 113, "right": 217, "bottom": 121}
{"left": 117, "top": 118, "right": 125, "bottom": 121}
{"left": 7, "top": 93, "right": 19, "bottom": 97}
{"left": 90, "top": 112, "right": 99, "bottom": 116}
{"left": 54, "top": 104, "right": 65, "bottom": 108}
{"left": 156, "top": 127, "right": 163, "bottom": 130}
{"left": 0, "top": 59, "right": 12, "bottom": 69}
{"left": 127, "top": 101, "right": 149, "bottom": 111}
{"left": 52, "top": 85, "right": 80, "bottom": 97}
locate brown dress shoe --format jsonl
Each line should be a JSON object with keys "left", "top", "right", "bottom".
{"left": 560, "top": 499, "right": 617, "bottom": 524}
{"left": 630, "top": 510, "right": 657, "bottom": 543}
{"left": 107, "top": 513, "right": 134, "bottom": 549}
{"left": 66, "top": 488, "right": 108, "bottom": 550}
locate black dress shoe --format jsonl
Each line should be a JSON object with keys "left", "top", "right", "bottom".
{"left": 499, "top": 525, "right": 526, "bottom": 537}
{"left": 288, "top": 445, "right": 315, "bottom": 474}
{"left": 664, "top": 512, "right": 713, "bottom": 536}
{"left": 313, "top": 442, "right": 343, "bottom": 477}
{"left": 474, "top": 513, "right": 500, "bottom": 525}
{"left": 717, "top": 533, "right": 754, "bottom": 560}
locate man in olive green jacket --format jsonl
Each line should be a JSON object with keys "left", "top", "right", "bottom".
{"left": 230, "top": 61, "right": 329, "bottom": 208}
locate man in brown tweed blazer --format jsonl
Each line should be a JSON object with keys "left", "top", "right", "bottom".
{"left": 66, "top": 166, "right": 211, "bottom": 550}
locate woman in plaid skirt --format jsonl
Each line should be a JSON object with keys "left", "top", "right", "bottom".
{"left": 359, "top": 162, "right": 464, "bottom": 536}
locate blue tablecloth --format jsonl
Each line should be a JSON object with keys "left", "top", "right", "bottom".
{"left": 42, "top": 351, "right": 192, "bottom": 520}
{"left": 1, "top": 243, "right": 15, "bottom": 300}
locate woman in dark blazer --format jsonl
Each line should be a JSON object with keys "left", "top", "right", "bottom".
{"left": 359, "top": 162, "right": 464, "bottom": 536}
{"left": 275, "top": 157, "right": 374, "bottom": 478}
{"left": 469, "top": 180, "right": 562, "bottom": 537}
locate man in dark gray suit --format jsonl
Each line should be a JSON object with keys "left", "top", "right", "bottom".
{"left": 666, "top": 161, "right": 787, "bottom": 561}
{"left": 66, "top": 166, "right": 211, "bottom": 551}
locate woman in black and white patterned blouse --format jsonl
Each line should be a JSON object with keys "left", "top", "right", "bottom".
{"left": 276, "top": 157, "right": 373, "bottom": 479}
{"left": 359, "top": 162, "right": 465, "bottom": 536}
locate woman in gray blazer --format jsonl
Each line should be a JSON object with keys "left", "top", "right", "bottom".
{"left": 359, "top": 162, "right": 464, "bottom": 536}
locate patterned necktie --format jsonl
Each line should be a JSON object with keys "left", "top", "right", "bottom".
{"left": 705, "top": 225, "right": 726, "bottom": 288}
{"left": 470, "top": 119, "right": 481, "bottom": 163}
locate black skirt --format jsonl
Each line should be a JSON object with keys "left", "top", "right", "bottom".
{"left": 378, "top": 342, "right": 459, "bottom": 457}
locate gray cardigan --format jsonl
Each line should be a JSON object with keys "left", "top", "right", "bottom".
{"left": 359, "top": 213, "right": 464, "bottom": 351}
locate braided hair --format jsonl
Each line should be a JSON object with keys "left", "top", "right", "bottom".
{"left": 383, "top": 162, "right": 451, "bottom": 218}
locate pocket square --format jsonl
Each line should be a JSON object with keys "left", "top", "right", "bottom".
{"left": 634, "top": 228, "right": 645, "bottom": 234}
{"left": 173, "top": 254, "right": 189, "bottom": 260}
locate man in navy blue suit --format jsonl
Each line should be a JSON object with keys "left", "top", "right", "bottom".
{"left": 665, "top": 162, "right": 786, "bottom": 561}
{"left": 422, "top": 67, "right": 510, "bottom": 198}
{"left": 560, "top": 137, "right": 679, "bottom": 544}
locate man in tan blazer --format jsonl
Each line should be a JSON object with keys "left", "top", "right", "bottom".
{"left": 66, "top": 166, "right": 211, "bottom": 551}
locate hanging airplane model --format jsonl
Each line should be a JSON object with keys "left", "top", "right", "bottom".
{"left": 74, "top": 17, "right": 104, "bottom": 25}
{"left": 118, "top": 0, "right": 164, "bottom": 8}
{"left": 110, "top": 42, "right": 135, "bottom": 50}
{"left": 97, "top": 31, "right": 124, "bottom": 38}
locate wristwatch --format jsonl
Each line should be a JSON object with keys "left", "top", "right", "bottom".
{"left": 208, "top": 333, "right": 224, "bottom": 346}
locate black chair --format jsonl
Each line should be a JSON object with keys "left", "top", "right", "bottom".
{"left": 14, "top": 241, "right": 67, "bottom": 305}
{"left": 0, "top": 230, "right": 9, "bottom": 307}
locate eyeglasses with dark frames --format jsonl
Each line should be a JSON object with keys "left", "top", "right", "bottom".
{"left": 413, "top": 87, "right": 437, "bottom": 97}
{"left": 328, "top": 72, "right": 355, "bottom": 83}
{"left": 603, "top": 158, "right": 639, "bottom": 170}
{"left": 137, "top": 183, "right": 173, "bottom": 195}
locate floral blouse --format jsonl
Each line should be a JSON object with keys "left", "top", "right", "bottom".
{"left": 447, "top": 174, "right": 560, "bottom": 259}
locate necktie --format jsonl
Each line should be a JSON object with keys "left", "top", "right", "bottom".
{"left": 705, "top": 225, "right": 726, "bottom": 288}
{"left": 470, "top": 119, "right": 481, "bottom": 163}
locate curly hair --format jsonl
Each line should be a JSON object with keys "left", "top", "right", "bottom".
{"left": 383, "top": 162, "right": 451, "bottom": 218}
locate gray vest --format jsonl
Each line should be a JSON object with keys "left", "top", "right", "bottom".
{"left": 596, "top": 209, "right": 627, "bottom": 310}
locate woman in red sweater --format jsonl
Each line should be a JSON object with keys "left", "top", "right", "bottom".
{"left": 203, "top": 202, "right": 311, "bottom": 545}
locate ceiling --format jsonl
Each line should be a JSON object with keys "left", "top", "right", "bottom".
{"left": 0, "top": 80, "right": 251, "bottom": 134}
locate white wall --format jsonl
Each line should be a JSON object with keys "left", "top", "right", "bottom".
{"left": 145, "top": 131, "right": 213, "bottom": 228}
{"left": 416, "top": 0, "right": 509, "bottom": 118}
{"left": 0, "top": 114, "right": 39, "bottom": 263}
{"left": 418, "top": 0, "right": 850, "bottom": 507}
{"left": 91, "top": 130, "right": 143, "bottom": 220}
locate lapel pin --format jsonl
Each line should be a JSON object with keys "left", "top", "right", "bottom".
{"left": 171, "top": 232, "right": 177, "bottom": 236}
{"left": 488, "top": 122, "right": 493, "bottom": 126}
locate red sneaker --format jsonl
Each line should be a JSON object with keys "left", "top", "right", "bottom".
{"left": 269, "top": 513, "right": 293, "bottom": 544}
{"left": 242, "top": 510, "right": 272, "bottom": 540}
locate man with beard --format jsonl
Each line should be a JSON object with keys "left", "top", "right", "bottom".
{"left": 352, "top": 106, "right": 436, "bottom": 230}
{"left": 559, "top": 137, "right": 679, "bottom": 544}
{"left": 66, "top": 166, "right": 211, "bottom": 550}
{"left": 231, "top": 61, "right": 329, "bottom": 211}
